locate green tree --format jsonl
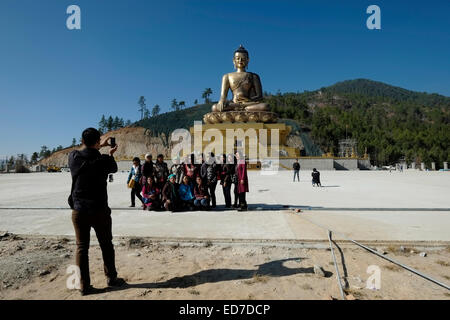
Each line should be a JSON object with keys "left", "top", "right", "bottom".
{"left": 202, "top": 88, "right": 212, "bottom": 103}
{"left": 31, "top": 152, "right": 39, "bottom": 164}
{"left": 194, "top": 99, "right": 198, "bottom": 105}
{"left": 171, "top": 99, "right": 179, "bottom": 111}
{"left": 179, "top": 101, "right": 185, "bottom": 109}
{"left": 152, "top": 104, "right": 160, "bottom": 117}
{"left": 71, "top": 138, "right": 77, "bottom": 147}
{"left": 106, "top": 116, "right": 114, "bottom": 132}
{"left": 138, "top": 96, "right": 146, "bottom": 120}
{"left": 39, "top": 146, "right": 49, "bottom": 159}
{"left": 99, "top": 115, "right": 107, "bottom": 133}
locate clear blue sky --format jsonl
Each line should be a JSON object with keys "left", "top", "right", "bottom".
{"left": 0, "top": 0, "right": 449, "bottom": 157}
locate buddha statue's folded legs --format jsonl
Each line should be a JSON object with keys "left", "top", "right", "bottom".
{"left": 211, "top": 101, "right": 270, "bottom": 112}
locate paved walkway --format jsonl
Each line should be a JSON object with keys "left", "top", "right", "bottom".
{"left": 0, "top": 171, "right": 449, "bottom": 241}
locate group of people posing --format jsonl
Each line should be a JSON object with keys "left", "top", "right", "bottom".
{"left": 126, "top": 152, "right": 249, "bottom": 212}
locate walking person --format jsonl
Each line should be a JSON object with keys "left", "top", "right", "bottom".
{"left": 68, "top": 128, "right": 125, "bottom": 296}
{"left": 220, "top": 154, "right": 233, "bottom": 208}
{"left": 312, "top": 168, "right": 321, "bottom": 187}
{"left": 201, "top": 152, "right": 218, "bottom": 208}
{"left": 293, "top": 159, "right": 300, "bottom": 182}
{"left": 235, "top": 151, "right": 249, "bottom": 211}
{"left": 127, "top": 157, "right": 144, "bottom": 208}
{"left": 154, "top": 154, "right": 169, "bottom": 190}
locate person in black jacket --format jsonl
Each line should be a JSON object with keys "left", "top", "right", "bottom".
{"left": 200, "top": 152, "right": 218, "bottom": 208}
{"left": 220, "top": 154, "right": 233, "bottom": 208}
{"left": 68, "top": 128, "right": 124, "bottom": 296}
{"left": 311, "top": 168, "right": 321, "bottom": 187}
{"left": 142, "top": 153, "right": 155, "bottom": 181}
{"left": 293, "top": 159, "right": 300, "bottom": 182}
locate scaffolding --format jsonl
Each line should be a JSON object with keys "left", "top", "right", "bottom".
{"left": 338, "top": 139, "right": 358, "bottom": 158}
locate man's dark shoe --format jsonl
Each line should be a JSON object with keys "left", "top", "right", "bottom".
{"left": 107, "top": 277, "right": 126, "bottom": 287}
{"left": 79, "top": 285, "right": 105, "bottom": 296}
{"left": 129, "top": 204, "right": 135, "bottom": 208}
{"left": 238, "top": 206, "right": 248, "bottom": 212}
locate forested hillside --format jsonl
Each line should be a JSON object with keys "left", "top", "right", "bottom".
{"left": 135, "top": 79, "right": 449, "bottom": 167}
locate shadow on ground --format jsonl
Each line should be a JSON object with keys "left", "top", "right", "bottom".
{"left": 107, "top": 257, "right": 333, "bottom": 293}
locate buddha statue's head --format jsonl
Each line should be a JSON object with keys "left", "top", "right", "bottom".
{"left": 233, "top": 45, "right": 249, "bottom": 70}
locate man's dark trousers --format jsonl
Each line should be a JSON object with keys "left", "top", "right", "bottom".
{"left": 72, "top": 208, "right": 117, "bottom": 290}
{"left": 293, "top": 170, "right": 300, "bottom": 181}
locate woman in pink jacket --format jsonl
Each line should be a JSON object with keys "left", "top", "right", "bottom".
{"left": 235, "top": 151, "right": 249, "bottom": 211}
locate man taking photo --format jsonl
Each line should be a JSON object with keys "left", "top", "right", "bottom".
{"left": 68, "top": 128, "right": 125, "bottom": 295}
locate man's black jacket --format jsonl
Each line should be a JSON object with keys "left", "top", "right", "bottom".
{"left": 68, "top": 148, "right": 118, "bottom": 213}
{"left": 293, "top": 162, "right": 300, "bottom": 170}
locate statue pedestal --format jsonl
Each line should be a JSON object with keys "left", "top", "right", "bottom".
{"left": 203, "top": 111, "right": 278, "bottom": 124}
{"left": 188, "top": 122, "right": 299, "bottom": 159}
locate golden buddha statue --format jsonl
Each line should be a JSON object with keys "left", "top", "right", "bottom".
{"left": 204, "top": 45, "right": 277, "bottom": 124}
{"left": 212, "top": 45, "right": 269, "bottom": 113}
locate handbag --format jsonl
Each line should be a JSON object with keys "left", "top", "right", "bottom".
{"left": 128, "top": 176, "right": 136, "bottom": 189}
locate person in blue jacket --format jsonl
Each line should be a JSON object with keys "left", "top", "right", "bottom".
{"left": 127, "top": 157, "right": 144, "bottom": 207}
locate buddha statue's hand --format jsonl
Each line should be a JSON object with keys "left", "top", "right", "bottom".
{"left": 216, "top": 100, "right": 225, "bottom": 112}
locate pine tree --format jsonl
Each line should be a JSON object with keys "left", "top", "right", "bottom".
{"left": 171, "top": 99, "right": 179, "bottom": 111}
{"left": 106, "top": 116, "right": 114, "bottom": 132}
{"left": 99, "top": 115, "right": 107, "bottom": 132}
{"left": 152, "top": 105, "right": 160, "bottom": 117}
{"left": 138, "top": 96, "right": 146, "bottom": 120}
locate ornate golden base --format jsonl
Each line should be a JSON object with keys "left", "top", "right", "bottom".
{"left": 203, "top": 111, "right": 278, "bottom": 124}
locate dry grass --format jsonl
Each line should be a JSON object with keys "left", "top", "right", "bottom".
{"left": 435, "top": 260, "right": 450, "bottom": 267}
{"left": 301, "top": 284, "right": 313, "bottom": 290}
{"left": 386, "top": 245, "right": 416, "bottom": 256}
{"left": 344, "top": 289, "right": 365, "bottom": 300}
{"left": 383, "top": 264, "right": 403, "bottom": 272}
{"left": 204, "top": 240, "right": 213, "bottom": 248}
{"left": 244, "top": 273, "right": 270, "bottom": 285}
{"left": 188, "top": 289, "right": 200, "bottom": 295}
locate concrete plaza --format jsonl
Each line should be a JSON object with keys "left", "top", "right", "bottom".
{"left": 0, "top": 170, "right": 449, "bottom": 242}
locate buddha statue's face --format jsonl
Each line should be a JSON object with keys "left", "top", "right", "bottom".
{"left": 233, "top": 52, "right": 249, "bottom": 69}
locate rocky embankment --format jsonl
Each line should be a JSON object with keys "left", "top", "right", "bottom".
{"left": 39, "top": 127, "right": 168, "bottom": 167}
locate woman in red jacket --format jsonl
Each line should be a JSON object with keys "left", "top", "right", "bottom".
{"left": 235, "top": 151, "right": 249, "bottom": 211}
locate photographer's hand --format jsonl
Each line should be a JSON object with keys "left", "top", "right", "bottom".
{"left": 109, "top": 145, "right": 118, "bottom": 156}
{"left": 100, "top": 137, "right": 111, "bottom": 148}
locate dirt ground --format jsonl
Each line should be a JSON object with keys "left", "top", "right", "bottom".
{"left": 0, "top": 232, "right": 449, "bottom": 300}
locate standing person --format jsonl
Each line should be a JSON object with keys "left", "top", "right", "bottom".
{"left": 170, "top": 156, "right": 184, "bottom": 184}
{"left": 235, "top": 151, "right": 249, "bottom": 211}
{"left": 184, "top": 153, "right": 198, "bottom": 180}
{"left": 178, "top": 175, "right": 195, "bottom": 210}
{"left": 220, "top": 154, "right": 233, "bottom": 208}
{"left": 142, "top": 153, "right": 155, "bottom": 182}
{"left": 162, "top": 174, "right": 180, "bottom": 212}
{"left": 230, "top": 154, "right": 239, "bottom": 208}
{"left": 154, "top": 154, "right": 169, "bottom": 190}
{"left": 68, "top": 128, "right": 124, "bottom": 296}
{"left": 141, "top": 176, "right": 161, "bottom": 211}
{"left": 293, "top": 159, "right": 300, "bottom": 182}
{"left": 312, "top": 168, "right": 321, "bottom": 187}
{"left": 194, "top": 176, "right": 210, "bottom": 210}
{"left": 201, "top": 152, "right": 218, "bottom": 208}
{"left": 127, "top": 157, "right": 144, "bottom": 208}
